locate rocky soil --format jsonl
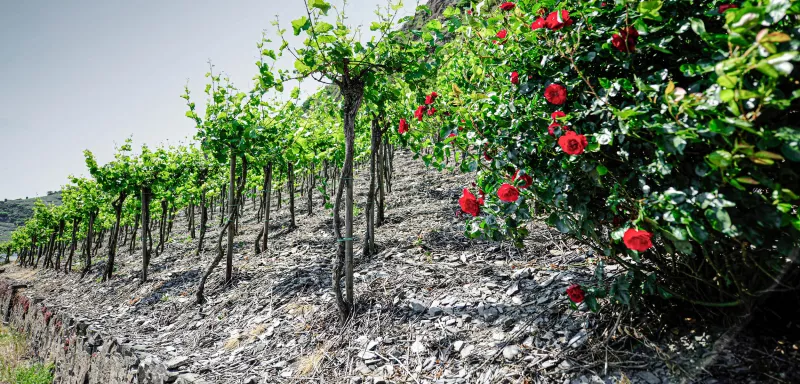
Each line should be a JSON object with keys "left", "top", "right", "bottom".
{"left": 3, "top": 151, "right": 798, "bottom": 383}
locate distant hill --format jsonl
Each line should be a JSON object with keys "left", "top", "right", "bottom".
{"left": 0, "top": 191, "right": 62, "bottom": 242}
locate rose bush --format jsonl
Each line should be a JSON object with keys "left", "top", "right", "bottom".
{"left": 402, "top": 0, "right": 800, "bottom": 312}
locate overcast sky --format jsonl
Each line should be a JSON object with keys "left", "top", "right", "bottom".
{"left": 0, "top": 0, "right": 422, "bottom": 200}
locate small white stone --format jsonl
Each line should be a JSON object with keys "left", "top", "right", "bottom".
{"left": 460, "top": 344, "right": 475, "bottom": 358}
{"left": 502, "top": 345, "right": 520, "bottom": 360}
{"left": 492, "top": 331, "right": 506, "bottom": 341}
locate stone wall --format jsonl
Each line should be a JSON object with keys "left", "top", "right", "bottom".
{"left": 0, "top": 279, "right": 207, "bottom": 384}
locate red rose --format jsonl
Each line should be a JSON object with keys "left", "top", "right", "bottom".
{"left": 425, "top": 92, "right": 438, "bottom": 105}
{"left": 623, "top": 228, "right": 653, "bottom": 252}
{"left": 427, "top": 107, "right": 436, "bottom": 116}
{"left": 510, "top": 71, "right": 520, "bottom": 85}
{"left": 459, "top": 189, "right": 480, "bottom": 216}
{"left": 601, "top": 2, "right": 607, "bottom": 6}
{"left": 558, "top": 131, "right": 587, "bottom": 155}
{"left": 513, "top": 170, "right": 533, "bottom": 189}
{"left": 544, "top": 83, "right": 567, "bottom": 105}
{"left": 566, "top": 284, "right": 585, "bottom": 303}
{"left": 719, "top": 4, "right": 738, "bottom": 13}
{"left": 545, "top": 10, "right": 573, "bottom": 30}
{"left": 398, "top": 118, "right": 409, "bottom": 134}
{"left": 611, "top": 26, "right": 638, "bottom": 53}
{"left": 496, "top": 29, "right": 508, "bottom": 39}
{"left": 414, "top": 105, "right": 427, "bottom": 121}
{"left": 531, "top": 18, "right": 546, "bottom": 30}
{"left": 497, "top": 183, "right": 520, "bottom": 202}
{"left": 551, "top": 111, "right": 566, "bottom": 120}
{"left": 499, "top": 2, "right": 515, "bottom": 11}
{"left": 467, "top": 9, "right": 473, "bottom": 15}
{"left": 448, "top": 132, "right": 456, "bottom": 138}
{"left": 548, "top": 122, "right": 561, "bottom": 136}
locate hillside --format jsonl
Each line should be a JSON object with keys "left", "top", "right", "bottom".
{"left": 4, "top": 151, "right": 796, "bottom": 383}
{"left": 0, "top": 191, "right": 62, "bottom": 242}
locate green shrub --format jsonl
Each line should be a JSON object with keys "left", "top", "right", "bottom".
{"left": 13, "top": 363, "right": 53, "bottom": 384}
{"left": 406, "top": 0, "right": 799, "bottom": 310}
{"left": 0, "top": 325, "right": 53, "bottom": 384}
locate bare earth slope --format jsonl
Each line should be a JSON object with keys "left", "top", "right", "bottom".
{"left": 4, "top": 151, "right": 797, "bottom": 383}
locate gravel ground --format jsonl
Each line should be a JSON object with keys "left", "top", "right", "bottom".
{"left": 4, "top": 151, "right": 797, "bottom": 383}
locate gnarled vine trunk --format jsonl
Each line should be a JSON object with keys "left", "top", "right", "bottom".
{"left": 307, "top": 162, "right": 314, "bottom": 216}
{"left": 377, "top": 127, "right": 386, "bottom": 227}
{"left": 225, "top": 150, "right": 237, "bottom": 284}
{"left": 196, "top": 217, "right": 231, "bottom": 304}
{"left": 65, "top": 218, "right": 78, "bottom": 273}
{"left": 141, "top": 187, "right": 151, "bottom": 283}
{"left": 129, "top": 214, "right": 139, "bottom": 255}
{"left": 363, "top": 116, "right": 380, "bottom": 258}
{"left": 288, "top": 162, "right": 296, "bottom": 228}
{"left": 104, "top": 192, "right": 128, "bottom": 281}
{"left": 54, "top": 219, "right": 65, "bottom": 271}
{"left": 196, "top": 172, "right": 208, "bottom": 257}
{"left": 261, "top": 163, "right": 273, "bottom": 254}
{"left": 332, "top": 72, "right": 364, "bottom": 321}
{"left": 81, "top": 211, "right": 97, "bottom": 278}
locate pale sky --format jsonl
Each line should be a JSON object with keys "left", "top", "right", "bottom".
{"left": 0, "top": 0, "right": 422, "bottom": 200}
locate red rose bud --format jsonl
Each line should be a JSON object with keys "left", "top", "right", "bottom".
{"left": 558, "top": 130, "right": 588, "bottom": 155}
{"left": 496, "top": 29, "right": 508, "bottom": 39}
{"left": 513, "top": 170, "right": 533, "bottom": 189}
{"left": 551, "top": 111, "right": 566, "bottom": 120}
{"left": 499, "top": 2, "right": 515, "bottom": 11}
{"left": 531, "top": 18, "right": 546, "bottom": 30}
{"left": 545, "top": 10, "right": 573, "bottom": 30}
{"left": 566, "top": 284, "right": 585, "bottom": 303}
{"left": 398, "top": 118, "right": 409, "bottom": 134}
{"left": 414, "top": 105, "right": 427, "bottom": 121}
{"left": 467, "top": 9, "right": 473, "bottom": 15}
{"left": 497, "top": 183, "right": 520, "bottom": 202}
{"left": 510, "top": 71, "right": 520, "bottom": 85}
{"left": 544, "top": 83, "right": 567, "bottom": 105}
{"left": 425, "top": 91, "right": 438, "bottom": 105}
{"left": 427, "top": 107, "right": 436, "bottom": 116}
{"left": 612, "top": 26, "right": 639, "bottom": 53}
{"left": 548, "top": 122, "right": 561, "bottom": 136}
{"left": 458, "top": 188, "right": 480, "bottom": 216}
{"left": 623, "top": 228, "right": 653, "bottom": 252}
{"left": 719, "top": 4, "right": 738, "bottom": 13}
{"left": 448, "top": 132, "right": 456, "bottom": 138}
